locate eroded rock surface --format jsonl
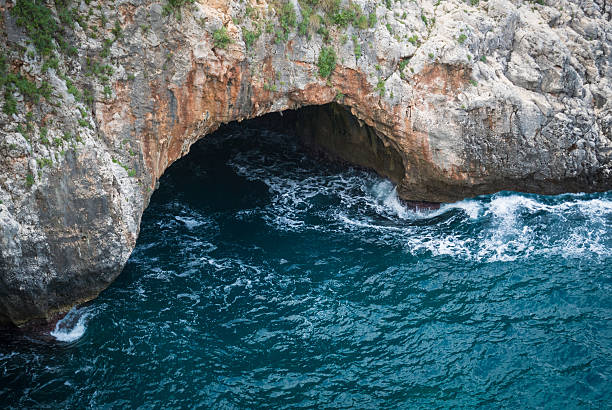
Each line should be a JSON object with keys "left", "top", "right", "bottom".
{"left": 0, "top": 0, "right": 610, "bottom": 325}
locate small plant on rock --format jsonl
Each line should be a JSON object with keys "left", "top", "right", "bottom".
{"left": 213, "top": 26, "right": 232, "bottom": 49}
{"left": 317, "top": 46, "right": 337, "bottom": 79}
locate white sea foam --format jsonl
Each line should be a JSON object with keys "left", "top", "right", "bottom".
{"left": 438, "top": 200, "right": 483, "bottom": 219}
{"left": 175, "top": 215, "right": 205, "bottom": 230}
{"left": 225, "top": 137, "right": 610, "bottom": 263}
{"left": 50, "top": 306, "right": 92, "bottom": 342}
{"left": 347, "top": 192, "right": 610, "bottom": 262}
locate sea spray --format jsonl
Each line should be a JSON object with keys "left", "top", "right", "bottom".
{"left": 50, "top": 307, "right": 92, "bottom": 343}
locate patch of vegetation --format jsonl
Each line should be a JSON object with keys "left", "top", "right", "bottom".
{"left": 331, "top": 2, "right": 365, "bottom": 29}
{"left": 111, "top": 20, "right": 122, "bottom": 39}
{"left": 457, "top": 33, "right": 467, "bottom": 44}
{"left": 317, "top": 46, "right": 337, "bottom": 79}
{"left": 297, "top": 5, "right": 313, "bottom": 37}
{"left": 355, "top": 14, "right": 368, "bottom": 30}
{"left": 37, "top": 157, "right": 53, "bottom": 168}
{"left": 275, "top": 1, "right": 297, "bottom": 43}
{"left": 352, "top": 35, "right": 362, "bottom": 60}
{"left": 263, "top": 82, "right": 278, "bottom": 92}
{"left": 375, "top": 77, "right": 385, "bottom": 96}
{"left": 368, "top": 12, "right": 377, "bottom": 28}
{"left": 12, "top": 0, "right": 60, "bottom": 56}
{"left": 112, "top": 157, "right": 136, "bottom": 177}
{"left": 41, "top": 57, "right": 59, "bottom": 73}
{"left": 295, "top": 0, "right": 371, "bottom": 39}
{"left": 2, "top": 65, "right": 53, "bottom": 114}
{"left": 25, "top": 173, "right": 35, "bottom": 188}
{"left": 213, "top": 26, "right": 232, "bottom": 49}
{"left": 242, "top": 27, "right": 262, "bottom": 50}
{"left": 162, "top": 0, "right": 194, "bottom": 20}
{"left": 40, "top": 126, "right": 49, "bottom": 144}
{"left": 65, "top": 77, "right": 81, "bottom": 101}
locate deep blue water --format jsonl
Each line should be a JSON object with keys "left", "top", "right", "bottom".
{"left": 1, "top": 123, "right": 611, "bottom": 408}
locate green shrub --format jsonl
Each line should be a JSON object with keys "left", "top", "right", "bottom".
{"left": 12, "top": 0, "right": 59, "bottom": 56}
{"left": 355, "top": 14, "right": 368, "bottom": 29}
{"left": 162, "top": 0, "right": 194, "bottom": 19}
{"left": 111, "top": 20, "right": 122, "bottom": 39}
{"left": 213, "top": 27, "right": 232, "bottom": 49}
{"left": 40, "top": 126, "right": 49, "bottom": 144}
{"left": 0, "top": 54, "right": 6, "bottom": 81}
{"left": 317, "top": 25, "right": 330, "bottom": 43}
{"left": 317, "top": 46, "right": 336, "bottom": 78}
{"left": 332, "top": 8, "right": 355, "bottom": 28}
{"left": 25, "top": 173, "right": 35, "bottom": 187}
{"left": 298, "top": 6, "right": 312, "bottom": 37}
{"left": 42, "top": 57, "right": 59, "bottom": 72}
{"left": 457, "top": 33, "right": 467, "bottom": 44}
{"left": 352, "top": 35, "right": 361, "bottom": 60}
{"left": 375, "top": 78, "right": 385, "bottom": 96}
{"left": 368, "top": 12, "right": 377, "bottom": 28}
{"left": 277, "top": 1, "right": 297, "bottom": 33}
{"left": 14, "top": 75, "right": 39, "bottom": 101}
{"left": 3, "top": 91, "right": 17, "bottom": 115}
{"left": 243, "top": 27, "right": 261, "bottom": 50}
{"left": 37, "top": 157, "right": 52, "bottom": 168}
{"left": 65, "top": 78, "right": 81, "bottom": 101}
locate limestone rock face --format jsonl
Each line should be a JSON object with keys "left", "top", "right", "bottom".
{"left": 0, "top": 0, "right": 610, "bottom": 325}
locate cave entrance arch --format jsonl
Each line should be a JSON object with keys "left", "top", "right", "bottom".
{"left": 188, "top": 102, "right": 407, "bottom": 188}
{"left": 123, "top": 102, "right": 410, "bottom": 291}
{"left": 138, "top": 102, "right": 408, "bottom": 240}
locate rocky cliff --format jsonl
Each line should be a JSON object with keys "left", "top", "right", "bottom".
{"left": 0, "top": 0, "right": 610, "bottom": 326}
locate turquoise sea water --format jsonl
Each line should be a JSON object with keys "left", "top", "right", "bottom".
{"left": 1, "top": 122, "right": 611, "bottom": 408}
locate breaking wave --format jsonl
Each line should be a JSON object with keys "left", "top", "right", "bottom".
{"left": 50, "top": 307, "right": 93, "bottom": 343}
{"left": 226, "top": 131, "right": 611, "bottom": 263}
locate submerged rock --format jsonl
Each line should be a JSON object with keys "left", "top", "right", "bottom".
{"left": 0, "top": 0, "right": 610, "bottom": 325}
